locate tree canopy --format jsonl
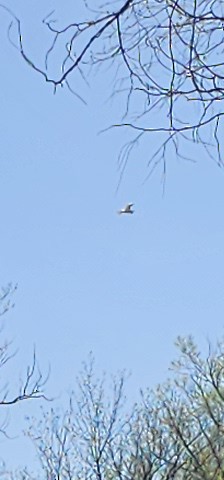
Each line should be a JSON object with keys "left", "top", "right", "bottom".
{"left": 6, "top": 336, "right": 224, "bottom": 479}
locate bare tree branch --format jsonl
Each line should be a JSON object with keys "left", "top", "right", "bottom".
{"left": 1, "top": 0, "right": 224, "bottom": 183}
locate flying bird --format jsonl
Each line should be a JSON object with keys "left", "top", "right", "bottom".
{"left": 118, "top": 203, "right": 134, "bottom": 215}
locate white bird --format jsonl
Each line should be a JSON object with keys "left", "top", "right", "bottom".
{"left": 118, "top": 203, "right": 134, "bottom": 215}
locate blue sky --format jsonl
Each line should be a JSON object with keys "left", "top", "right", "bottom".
{"left": 1, "top": 0, "right": 224, "bottom": 471}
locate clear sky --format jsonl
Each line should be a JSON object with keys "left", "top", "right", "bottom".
{"left": 1, "top": 0, "right": 224, "bottom": 472}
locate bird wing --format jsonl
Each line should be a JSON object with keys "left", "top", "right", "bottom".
{"left": 125, "top": 203, "right": 134, "bottom": 211}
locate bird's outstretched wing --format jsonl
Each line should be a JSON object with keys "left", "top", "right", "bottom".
{"left": 125, "top": 203, "right": 134, "bottom": 211}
